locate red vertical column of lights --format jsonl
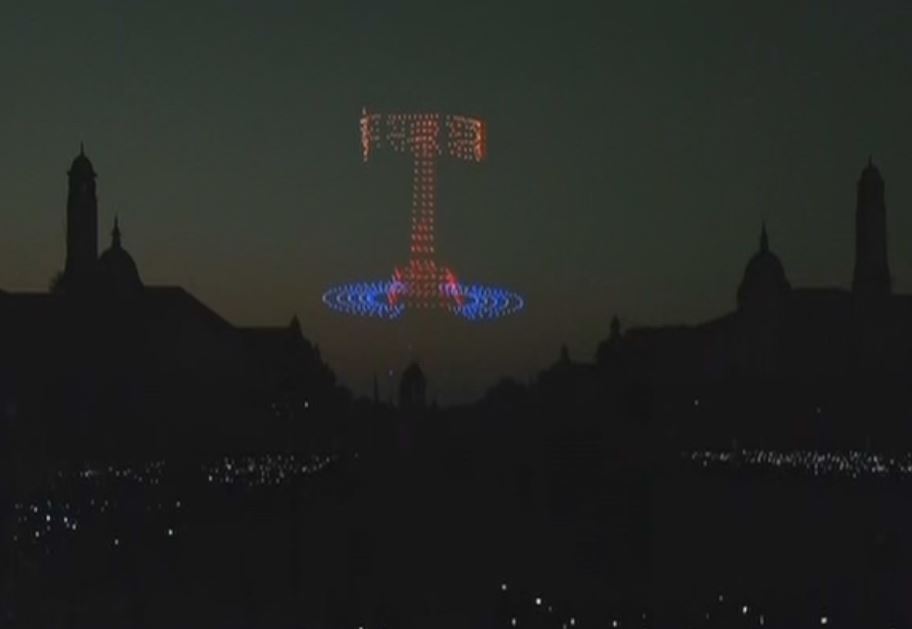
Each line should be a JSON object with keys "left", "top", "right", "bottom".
{"left": 407, "top": 115, "right": 441, "bottom": 307}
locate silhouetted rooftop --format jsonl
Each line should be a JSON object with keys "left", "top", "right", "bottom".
{"left": 68, "top": 143, "right": 96, "bottom": 178}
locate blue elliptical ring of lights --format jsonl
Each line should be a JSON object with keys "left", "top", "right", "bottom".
{"left": 322, "top": 280, "right": 524, "bottom": 321}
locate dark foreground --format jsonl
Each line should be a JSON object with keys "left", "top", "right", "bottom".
{"left": 2, "top": 448, "right": 910, "bottom": 628}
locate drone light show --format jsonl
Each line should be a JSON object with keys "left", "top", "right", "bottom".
{"left": 323, "top": 109, "right": 524, "bottom": 321}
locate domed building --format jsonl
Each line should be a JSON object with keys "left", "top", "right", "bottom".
{"left": 597, "top": 157, "right": 912, "bottom": 446}
{"left": 0, "top": 145, "right": 343, "bottom": 457}
{"left": 96, "top": 217, "right": 143, "bottom": 295}
{"left": 736, "top": 223, "right": 790, "bottom": 313}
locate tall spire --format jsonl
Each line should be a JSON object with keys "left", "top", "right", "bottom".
{"left": 610, "top": 315, "right": 621, "bottom": 340}
{"left": 760, "top": 220, "right": 769, "bottom": 253}
{"left": 853, "top": 156, "right": 890, "bottom": 297}
{"left": 111, "top": 215, "right": 121, "bottom": 249}
{"left": 64, "top": 144, "right": 99, "bottom": 287}
{"left": 289, "top": 314, "right": 302, "bottom": 338}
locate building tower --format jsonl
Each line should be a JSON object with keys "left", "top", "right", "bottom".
{"left": 63, "top": 143, "right": 98, "bottom": 288}
{"left": 852, "top": 157, "right": 891, "bottom": 299}
{"left": 398, "top": 361, "right": 427, "bottom": 411}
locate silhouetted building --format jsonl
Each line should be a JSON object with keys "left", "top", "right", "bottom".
{"left": 62, "top": 144, "right": 98, "bottom": 292}
{"left": 853, "top": 157, "right": 891, "bottom": 300}
{"left": 597, "top": 159, "right": 912, "bottom": 447}
{"left": 0, "top": 147, "right": 341, "bottom": 458}
{"left": 96, "top": 217, "right": 143, "bottom": 295}
{"left": 398, "top": 362, "right": 427, "bottom": 411}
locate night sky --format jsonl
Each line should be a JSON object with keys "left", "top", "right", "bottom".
{"left": 1, "top": 2, "right": 911, "bottom": 401}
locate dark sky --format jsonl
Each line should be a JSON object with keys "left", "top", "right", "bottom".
{"left": 1, "top": 2, "right": 911, "bottom": 401}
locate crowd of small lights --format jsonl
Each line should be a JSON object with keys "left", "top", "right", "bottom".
{"left": 75, "top": 460, "right": 165, "bottom": 484}
{"left": 202, "top": 453, "right": 336, "bottom": 487}
{"left": 325, "top": 109, "right": 523, "bottom": 321}
{"left": 687, "top": 449, "right": 912, "bottom": 478}
{"left": 8, "top": 455, "right": 337, "bottom": 548}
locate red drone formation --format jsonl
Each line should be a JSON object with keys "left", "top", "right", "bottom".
{"left": 360, "top": 109, "right": 486, "bottom": 310}
{"left": 323, "top": 109, "right": 522, "bottom": 320}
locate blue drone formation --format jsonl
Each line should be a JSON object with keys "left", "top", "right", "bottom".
{"left": 322, "top": 280, "right": 525, "bottom": 321}
{"left": 322, "top": 110, "right": 524, "bottom": 321}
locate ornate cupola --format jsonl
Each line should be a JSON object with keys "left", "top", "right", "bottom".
{"left": 737, "top": 222, "right": 791, "bottom": 312}
{"left": 97, "top": 216, "right": 143, "bottom": 294}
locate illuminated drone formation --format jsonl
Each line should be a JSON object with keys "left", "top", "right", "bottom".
{"left": 323, "top": 109, "right": 524, "bottom": 320}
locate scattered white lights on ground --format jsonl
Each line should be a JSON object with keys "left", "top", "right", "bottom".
{"left": 202, "top": 453, "right": 336, "bottom": 487}
{"left": 78, "top": 460, "right": 165, "bottom": 484}
{"left": 686, "top": 449, "right": 912, "bottom": 478}
{"left": 493, "top": 582, "right": 866, "bottom": 629}
{"left": 10, "top": 453, "right": 337, "bottom": 549}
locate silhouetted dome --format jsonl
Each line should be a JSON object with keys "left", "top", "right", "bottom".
{"left": 737, "top": 224, "right": 790, "bottom": 310}
{"left": 97, "top": 218, "right": 142, "bottom": 293}
{"left": 68, "top": 143, "right": 96, "bottom": 178}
